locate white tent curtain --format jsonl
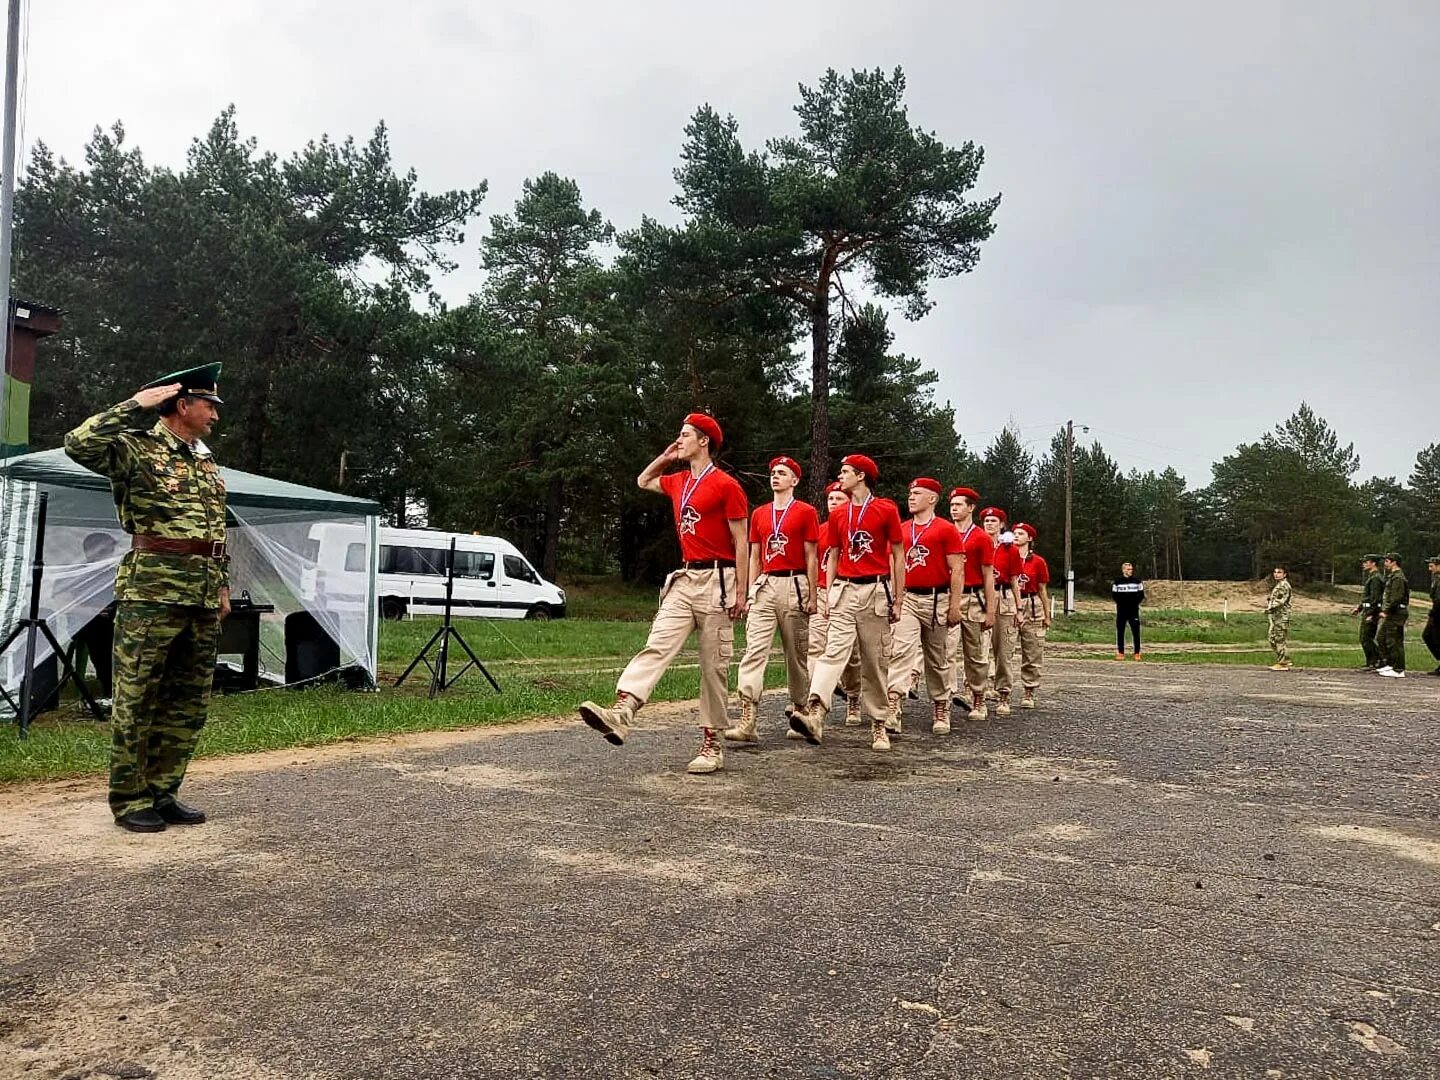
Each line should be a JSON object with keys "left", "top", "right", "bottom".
{"left": 0, "top": 464, "right": 379, "bottom": 719}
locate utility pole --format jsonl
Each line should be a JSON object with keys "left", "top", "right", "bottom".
{"left": 1064, "top": 418, "right": 1074, "bottom": 614}
{"left": 0, "top": 0, "right": 23, "bottom": 464}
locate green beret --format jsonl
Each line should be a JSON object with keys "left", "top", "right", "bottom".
{"left": 142, "top": 362, "right": 223, "bottom": 404}
{"left": 1362, "top": 553, "right": 1383, "bottom": 563}
{"left": 1384, "top": 551, "right": 1402, "bottom": 563}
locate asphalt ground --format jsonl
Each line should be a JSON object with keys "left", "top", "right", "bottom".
{"left": 1, "top": 659, "right": 1438, "bottom": 1079}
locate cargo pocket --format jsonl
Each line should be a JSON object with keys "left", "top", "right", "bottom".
{"left": 872, "top": 585, "right": 891, "bottom": 618}
{"left": 658, "top": 571, "right": 677, "bottom": 606}
{"left": 714, "top": 621, "right": 735, "bottom": 664}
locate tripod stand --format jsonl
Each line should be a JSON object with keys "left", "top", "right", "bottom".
{"left": 0, "top": 493, "right": 107, "bottom": 737}
{"left": 394, "top": 537, "right": 501, "bottom": 697}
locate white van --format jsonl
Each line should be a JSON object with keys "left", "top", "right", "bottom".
{"left": 304, "top": 525, "right": 567, "bottom": 621}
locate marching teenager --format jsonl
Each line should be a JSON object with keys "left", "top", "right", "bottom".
{"left": 1012, "top": 523, "right": 1051, "bottom": 709}
{"left": 886, "top": 478, "right": 965, "bottom": 738}
{"left": 804, "top": 481, "right": 863, "bottom": 736}
{"left": 725, "top": 456, "right": 819, "bottom": 744}
{"left": 946, "top": 487, "right": 997, "bottom": 720}
{"left": 981, "top": 507, "right": 1023, "bottom": 716}
{"left": 578, "top": 414, "right": 749, "bottom": 775}
{"left": 790, "top": 455, "right": 904, "bottom": 752}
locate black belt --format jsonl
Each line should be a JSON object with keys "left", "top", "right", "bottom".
{"left": 839, "top": 574, "right": 886, "bottom": 584}
{"left": 906, "top": 586, "right": 948, "bottom": 596}
{"left": 683, "top": 560, "right": 735, "bottom": 570}
{"left": 765, "top": 568, "right": 805, "bottom": 577}
{"left": 963, "top": 585, "right": 986, "bottom": 594}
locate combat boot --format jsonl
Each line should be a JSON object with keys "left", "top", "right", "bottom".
{"left": 789, "top": 696, "right": 825, "bottom": 744}
{"left": 578, "top": 692, "right": 637, "bottom": 745}
{"left": 932, "top": 699, "right": 951, "bottom": 735}
{"left": 1020, "top": 689, "right": 1037, "bottom": 710}
{"left": 967, "top": 691, "right": 987, "bottom": 721}
{"left": 984, "top": 685, "right": 998, "bottom": 703}
{"left": 870, "top": 714, "right": 891, "bottom": 752}
{"left": 885, "top": 690, "right": 903, "bottom": 734}
{"left": 687, "top": 728, "right": 725, "bottom": 774}
{"left": 785, "top": 702, "right": 805, "bottom": 739}
{"left": 723, "top": 696, "right": 759, "bottom": 743}
{"left": 995, "top": 691, "right": 1012, "bottom": 717}
{"left": 844, "top": 692, "right": 862, "bottom": 726}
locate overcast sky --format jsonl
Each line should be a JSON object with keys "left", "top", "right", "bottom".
{"left": 20, "top": 1, "right": 1439, "bottom": 485}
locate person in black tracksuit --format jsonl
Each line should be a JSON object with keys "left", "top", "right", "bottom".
{"left": 1112, "top": 562, "right": 1145, "bottom": 658}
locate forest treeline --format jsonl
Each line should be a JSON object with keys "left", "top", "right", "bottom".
{"left": 14, "top": 69, "right": 1437, "bottom": 585}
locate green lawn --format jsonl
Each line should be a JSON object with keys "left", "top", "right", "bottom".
{"left": 0, "top": 607, "right": 1403, "bottom": 785}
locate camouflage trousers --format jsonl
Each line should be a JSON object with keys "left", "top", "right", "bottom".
{"left": 1268, "top": 615, "right": 1289, "bottom": 664}
{"left": 109, "top": 601, "right": 221, "bottom": 818}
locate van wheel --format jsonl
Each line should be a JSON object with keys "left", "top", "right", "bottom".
{"left": 525, "top": 605, "right": 552, "bottom": 622}
{"left": 380, "top": 597, "right": 408, "bottom": 621}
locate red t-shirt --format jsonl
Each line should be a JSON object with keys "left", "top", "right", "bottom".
{"left": 956, "top": 522, "right": 995, "bottom": 587}
{"left": 991, "top": 541, "right": 1023, "bottom": 586}
{"left": 748, "top": 499, "right": 820, "bottom": 573}
{"left": 1017, "top": 552, "right": 1050, "bottom": 595}
{"left": 659, "top": 466, "right": 748, "bottom": 563}
{"left": 902, "top": 516, "right": 963, "bottom": 589}
{"left": 817, "top": 519, "right": 839, "bottom": 587}
{"left": 835, "top": 496, "right": 903, "bottom": 579}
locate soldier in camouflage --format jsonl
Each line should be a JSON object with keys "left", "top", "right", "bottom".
{"left": 1375, "top": 552, "right": 1409, "bottom": 678}
{"left": 1424, "top": 556, "right": 1440, "bottom": 676}
{"left": 1265, "top": 565, "right": 1293, "bottom": 670}
{"left": 63, "top": 364, "right": 230, "bottom": 832}
{"left": 1352, "top": 554, "right": 1385, "bottom": 670}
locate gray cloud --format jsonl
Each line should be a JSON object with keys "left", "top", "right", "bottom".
{"left": 21, "top": 0, "right": 1439, "bottom": 483}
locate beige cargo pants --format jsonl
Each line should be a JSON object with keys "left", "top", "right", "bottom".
{"left": 948, "top": 592, "right": 990, "bottom": 697}
{"left": 618, "top": 567, "right": 736, "bottom": 730}
{"left": 807, "top": 580, "right": 892, "bottom": 722}
{"left": 737, "top": 574, "right": 810, "bottom": 707}
{"left": 888, "top": 591, "right": 952, "bottom": 702}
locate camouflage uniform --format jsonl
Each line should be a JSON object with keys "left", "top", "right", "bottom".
{"left": 1358, "top": 566, "right": 1385, "bottom": 668}
{"left": 1377, "top": 566, "right": 1408, "bottom": 672}
{"left": 1266, "top": 577, "right": 1292, "bottom": 665}
{"left": 64, "top": 400, "right": 228, "bottom": 819}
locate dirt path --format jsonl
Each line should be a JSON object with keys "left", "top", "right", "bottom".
{"left": 2, "top": 663, "right": 1437, "bottom": 1078}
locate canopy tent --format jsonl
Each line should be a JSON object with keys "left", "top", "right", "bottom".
{"left": 0, "top": 448, "right": 381, "bottom": 712}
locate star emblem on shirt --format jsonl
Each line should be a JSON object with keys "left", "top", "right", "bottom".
{"left": 767, "top": 534, "right": 789, "bottom": 560}
{"left": 905, "top": 543, "right": 931, "bottom": 571}
{"left": 679, "top": 505, "right": 702, "bottom": 535}
{"left": 849, "top": 529, "right": 874, "bottom": 559}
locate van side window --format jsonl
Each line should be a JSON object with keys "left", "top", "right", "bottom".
{"left": 380, "top": 545, "right": 447, "bottom": 576}
{"left": 344, "top": 543, "right": 367, "bottom": 573}
{"left": 503, "top": 554, "right": 541, "bottom": 585}
{"left": 453, "top": 551, "right": 495, "bottom": 580}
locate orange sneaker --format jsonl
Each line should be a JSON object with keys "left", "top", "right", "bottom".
{"left": 1132, "top": 652, "right": 1143, "bottom": 661}
{"left": 1114, "top": 651, "right": 1125, "bottom": 660}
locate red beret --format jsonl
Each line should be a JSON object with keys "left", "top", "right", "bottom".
{"left": 950, "top": 486, "right": 980, "bottom": 502}
{"left": 683, "top": 412, "right": 723, "bottom": 447}
{"left": 1013, "top": 522, "right": 1038, "bottom": 543}
{"left": 980, "top": 506, "right": 1007, "bottom": 522}
{"left": 841, "top": 454, "right": 879, "bottom": 483}
{"left": 769, "top": 455, "right": 802, "bottom": 479}
{"left": 909, "top": 477, "right": 942, "bottom": 495}
{"left": 824, "top": 481, "right": 843, "bottom": 494}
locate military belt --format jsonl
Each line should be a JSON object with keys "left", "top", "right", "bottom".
{"left": 132, "top": 534, "right": 228, "bottom": 558}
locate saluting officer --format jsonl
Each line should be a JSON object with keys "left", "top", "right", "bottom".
{"left": 577, "top": 413, "right": 749, "bottom": 774}
{"left": 63, "top": 365, "right": 231, "bottom": 833}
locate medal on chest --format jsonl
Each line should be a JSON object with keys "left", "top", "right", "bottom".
{"left": 678, "top": 464, "right": 713, "bottom": 536}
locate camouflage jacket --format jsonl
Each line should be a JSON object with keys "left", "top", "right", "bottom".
{"left": 64, "top": 400, "right": 229, "bottom": 608}
{"left": 1381, "top": 567, "right": 1408, "bottom": 620}
{"left": 1360, "top": 570, "right": 1385, "bottom": 612}
{"left": 1431, "top": 574, "right": 1440, "bottom": 613}
{"left": 1266, "top": 577, "right": 1292, "bottom": 617}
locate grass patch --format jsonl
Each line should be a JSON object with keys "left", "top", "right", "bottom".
{"left": 0, "top": 616, "right": 780, "bottom": 785}
{"left": 1046, "top": 610, "right": 1358, "bottom": 646}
